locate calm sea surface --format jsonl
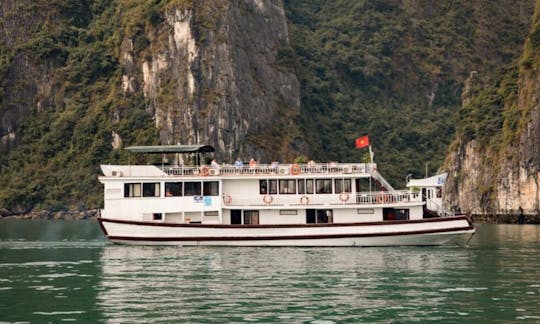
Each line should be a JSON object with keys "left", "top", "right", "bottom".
{"left": 0, "top": 220, "right": 539, "bottom": 323}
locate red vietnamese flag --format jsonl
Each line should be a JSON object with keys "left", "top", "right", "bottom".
{"left": 355, "top": 135, "right": 370, "bottom": 149}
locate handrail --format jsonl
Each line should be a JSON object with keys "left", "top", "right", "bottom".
{"left": 162, "top": 162, "right": 373, "bottom": 177}
{"left": 221, "top": 191, "right": 420, "bottom": 207}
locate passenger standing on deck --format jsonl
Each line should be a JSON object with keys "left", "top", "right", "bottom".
{"left": 211, "top": 159, "right": 220, "bottom": 170}
{"left": 249, "top": 158, "right": 257, "bottom": 173}
{"left": 234, "top": 157, "right": 243, "bottom": 173}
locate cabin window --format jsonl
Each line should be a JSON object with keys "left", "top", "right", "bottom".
{"left": 279, "top": 179, "right": 296, "bottom": 194}
{"left": 436, "top": 187, "right": 442, "bottom": 198}
{"left": 306, "top": 209, "right": 333, "bottom": 223}
{"left": 203, "top": 181, "right": 219, "bottom": 196}
{"left": 316, "top": 179, "right": 332, "bottom": 194}
{"left": 184, "top": 182, "right": 202, "bottom": 196}
{"left": 298, "top": 180, "right": 305, "bottom": 194}
{"left": 243, "top": 211, "right": 259, "bottom": 225}
{"left": 260, "top": 180, "right": 268, "bottom": 194}
{"left": 165, "top": 182, "right": 182, "bottom": 197}
{"left": 335, "top": 179, "right": 352, "bottom": 193}
{"left": 124, "top": 183, "right": 141, "bottom": 197}
{"left": 268, "top": 180, "right": 278, "bottom": 194}
{"left": 143, "top": 183, "right": 160, "bottom": 197}
{"left": 395, "top": 209, "right": 409, "bottom": 220}
{"left": 231, "top": 210, "right": 242, "bottom": 224}
{"left": 306, "top": 179, "right": 314, "bottom": 194}
{"left": 153, "top": 213, "right": 162, "bottom": 220}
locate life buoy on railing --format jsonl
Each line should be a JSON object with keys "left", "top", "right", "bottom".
{"left": 290, "top": 164, "right": 301, "bottom": 175}
{"left": 300, "top": 196, "right": 309, "bottom": 205}
{"left": 339, "top": 192, "right": 349, "bottom": 203}
{"left": 263, "top": 195, "right": 273, "bottom": 204}
{"left": 223, "top": 195, "right": 232, "bottom": 205}
{"left": 200, "top": 166, "right": 209, "bottom": 176}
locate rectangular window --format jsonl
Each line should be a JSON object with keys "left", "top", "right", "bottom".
{"left": 335, "top": 179, "right": 352, "bottom": 193}
{"left": 203, "top": 181, "right": 219, "bottom": 196}
{"left": 165, "top": 182, "right": 182, "bottom": 197}
{"left": 243, "top": 211, "right": 259, "bottom": 225}
{"left": 279, "top": 179, "right": 296, "bottom": 194}
{"left": 143, "top": 183, "right": 160, "bottom": 197}
{"left": 124, "top": 183, "right": 142, "bottom": 197}
{"left": 316, "top": 179, "right": 332, "bottom": 194}
{"left": 260, "top": 180, "right": 268, "bottom": 194}
{"left": 184, "top": 182, "right": 202, "bottom": 196}
{"left": 268, "top": 180, "right": 277, "bottom": 194}
{"left": 395, "top": 209, "right": 410, "bottom": 220}
{"left": 306, "top": 179, "right": 314, "bottom": 194}
{"left": 306, "top": 209, "right": 333, "bottom": 223}
{"left": 298, "top": 180, "right": 305, "bottom": 194}
{"left": 280, "top": 210, "right": 298, "bottom": 215}
{"left": 153, "top": 213, "right": 162, "bottom": 220}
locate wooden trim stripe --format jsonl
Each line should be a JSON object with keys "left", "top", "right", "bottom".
{"left": 106, "top": 226, "right": 474, "bottom": 242}
{"left": 98, "top": 215, "right": 472, "bottom": 229}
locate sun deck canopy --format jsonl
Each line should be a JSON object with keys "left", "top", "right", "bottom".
{"left": 125, "top": 145, "right": 215, "bottom": 154}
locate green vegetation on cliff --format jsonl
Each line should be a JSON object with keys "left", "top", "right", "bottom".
{"left": 0, "top": 0, "right": 535, "bottom": 213}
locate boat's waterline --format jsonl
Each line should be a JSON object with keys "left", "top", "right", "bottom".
{"left": 98, "top": 216, "right": 474, "bottom": 246}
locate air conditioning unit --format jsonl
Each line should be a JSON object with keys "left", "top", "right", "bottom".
{"left": 278, "top": 166, "right": 289, "bottom": 175}
{"left": 111, "top": 170, "right": 123, "bottom": 177}
{"left": 209, "top": 169, "right": 220, "bottom": 176}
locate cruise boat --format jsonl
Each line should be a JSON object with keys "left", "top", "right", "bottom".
{"left": 97, "top": 145, "right": 474, "bottom": 246}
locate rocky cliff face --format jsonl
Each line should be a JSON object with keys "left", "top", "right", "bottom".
{"left": 121, "top": 0, "right": 301, "bottom": 163}
{"left": 443, "top": 2, "right": 540, "bottom": 216}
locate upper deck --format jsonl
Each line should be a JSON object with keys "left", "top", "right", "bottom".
{"left": 101, "top": 162, "right": 395, "bottom": 191}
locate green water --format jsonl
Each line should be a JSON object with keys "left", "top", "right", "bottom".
{"left": 0, "top": 220, "right": 539, "bottom": 323}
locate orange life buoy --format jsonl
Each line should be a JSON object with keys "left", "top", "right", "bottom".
{"left": 200, "top": 166, "right": 209, "bottom": 176}
{"left": 339, "top": 192, "right": 349, "bottom": 202}
{"left": 223, "top": 195, "right": 232, "bottom": 205}
{"left": 300, "top": 196, "right": 309, "bottom": 205}
{"left": 290, "top": 164, "right": 301, "bottom": 175}
{"left": 263, "top": 195, "right": 273, "bottom": 204}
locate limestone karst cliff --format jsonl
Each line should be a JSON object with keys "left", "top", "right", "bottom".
{"left": 443, "top": 1, "right": 540, "bottom": 217}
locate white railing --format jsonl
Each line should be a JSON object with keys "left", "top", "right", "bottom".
{"left": 221, "top": 190, "right": 420, "bottom": 207}
{"left": 162, "top": 162, "right": 371, "bottom": 177}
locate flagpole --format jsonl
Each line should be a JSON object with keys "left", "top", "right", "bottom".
{"left": 369, "top": 145, "right": 374, "bottom": 164}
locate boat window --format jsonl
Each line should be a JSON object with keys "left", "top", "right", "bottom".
{"left": 335, "top": 179, "right": 351, "bottom": 193}
{"left": 306, "top": 209, "right": 333, "bottom": 223}
{"left": 436, "top": 187, "right": 442, "bottom": 198}
{"left": 268, "top": 179, "right": 278, "bottom": 194}
{"left": 306, "top": 179, "right": 314, "bottom": 194}
{"left": 203, "top": 181, "right": 219, "bottom": 196}
{"left": 231, "top": 210, "right": 242, "bottom": 224}
{"left": 165, "top": 182, "right": 183, "bottom": 197}
{"left": 316, "top": 179, "right": 332, "bottom": 194}
{"left": 184, "top": 182, "right": 202, "bottom": 196}
{"left": 298, "top": 180, "right": 305, "bottom": 194}
{"left": 260, "top": 180, "right": 268, "bottom": 194}
{"left": 243, "top": 210, "right": 259, "bottom": 225}
{"left": 395, "top": 209, "right": 409, "bottom": 220}
{"left": 143, "top": 183, "right": 160, "bottom": 197}
{"left": 153, "top": 213, "right": 162, "bottom": 220}
{"left": 279, "top": 179, "right": 296, "bottom": 194}
{"left": 124, "top": 183, "right": 141, "bottom": 197}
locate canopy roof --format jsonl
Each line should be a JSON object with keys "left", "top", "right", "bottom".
{"left": 125, "top": 145, "right": 215, "bottom": 154}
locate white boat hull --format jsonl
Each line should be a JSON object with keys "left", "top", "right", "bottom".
{"left": 98, "top": 216, "right": 474, "bottom": 247}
